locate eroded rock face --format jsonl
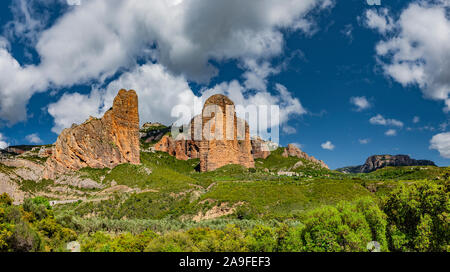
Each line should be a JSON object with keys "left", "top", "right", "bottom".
{"left": 0, "top": 173, "right": 27, "bottom": 204}
{"left": 360, "top": 155, "right": 436, "bottom": 173}
{"left": 198, "top": 95, "right": 254, "bottom": 172}
{"left": 153, "top": 94, "right": 255, "bottom": 171}
{"left": 43, "top": 89, "right": 140, "bottom": 179}
{"left": 282, "top": 144, "right": 329, "bottom": 169}
{"left": 251, "top": 137, "right": 272, "bottom": 159}
{"left": 154, "top": 135, "right": 200, "bottom": 161}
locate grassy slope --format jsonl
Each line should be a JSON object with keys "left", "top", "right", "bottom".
{"left": 55, "top": 150, "right": 426, "bottom": 223}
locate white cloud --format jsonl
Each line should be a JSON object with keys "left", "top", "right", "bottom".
{"left": 413, "top": 116, "right": 420, "bottom": 123}
{"left": 4, "top": 0, "right": 53, "bottom": 44}
{"left": 369, "top": 114, "right": 403, "bottom": 127}
{"left": 25, "top": 133, "right": 42, "bottom": 144}
{"left": 0, "top": 44, "right": 47, "bottom": 124}
{"left": 48, "top": 63, "right": 307, "bottom": 136}
{"left": 292, "top": 142, "right": 304, "bottom": 149}
{"left": 364, "top": 8, "right": 395, "bottom": 34}
{"left": 48, "top": 64, "right": 198, "bottom": 133}
{"left": 321, "top": 140, "right": 335, "bottom": 150}
{"left": 368, "top": 2, "right": 450, "bottom": 111}
{"left": 0, "top": 0, "right": 332, "bottom": 125}
{"left": 359, "top": 138, "right": 370, "bottom": 144}
{"left": 48, "top": 90, "right": 104, "bottom": 134}
{"left": 385, "top": 129, "right": 397, "bottom": 136}
{"left": 0, "top": 133, "right": 9, "bottom": 149}
{"left": 430, "top": 132, "right": 450, "bottom": 158}
{"left": 282, "top": 125, "right": 297, "bottom": 135}
{"left": 350, "top": 96, "right": 371, "bottom": 111}
{"left": 242, "top": 59, "right": 280, "bottom": 91}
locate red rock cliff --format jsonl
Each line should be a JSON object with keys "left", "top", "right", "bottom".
{"left": 43, "top": 89, "right": 140, "bottom": 179}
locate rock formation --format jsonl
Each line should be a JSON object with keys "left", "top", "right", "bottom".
{"left": 154, "top": 135, "right": 199, "bottom": 161}
{"left": 337, "top": 154, "right": 436, "bottom": 173}
{"left": 43, "top": 89, "right": 140, "bottom": 179}
{"left": 251, "top": 137, "right": 274, "bottom": 159}
{"left": 282, "top": 144, "right": 329, "bottom": 169}
{"left": 140, "top": 122, "right": 171, "bottom": 144}
{"left": 360, "top": 155, "right": 436, "bottom": 173}
{"left": 153, "top": 94, "right": 254, "bottom": 171}
{"left": 198, "top": 94, "right": 254, "bottom": 171}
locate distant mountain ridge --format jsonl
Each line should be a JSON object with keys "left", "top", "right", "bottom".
{"left": 337, "top": 154, "right": 436, "bottom": 173}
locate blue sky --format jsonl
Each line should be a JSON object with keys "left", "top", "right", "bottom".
{"left": 0, "top": 0, "right": 450, "bottom": 169}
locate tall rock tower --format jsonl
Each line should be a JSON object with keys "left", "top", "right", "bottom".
{"left": 43, "top": 89, "right": 140, "bottom": 179}
{"left": 198, "top": 94, "right": 254, "bottom": 172}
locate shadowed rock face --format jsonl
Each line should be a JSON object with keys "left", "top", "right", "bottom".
{"left": 337, "top": 154, "right": 436, "bottom": 173}
{"left": 360, "top": 155, "right": 436, "bottom": 173}
{"left": 43, "top": 89, "right": 140, "bottom": 179}
{"left": 251, "top": 137, "right": 275, "bottom": 159}
{"left": 154, "top": 135, "right": 199, "bottom": 161}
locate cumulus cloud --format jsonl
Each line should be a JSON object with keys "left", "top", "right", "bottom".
{"left": 413, "top": 116, "right": 420, "bottom": 123}
{"left": 363, "top": 8, "right": 395, "bottom": 34}
{"left": 282, "top": 125, "right": 297, "bottom": 135}
{"left": 350, "top": 96, "right": 371, "bottom": 111}
{"left": 366, "top": 2, "right": 450, "bottom": 111}
{"left": 385, "top": 129, "right": 397, "bottom": 136}
{"left": 48, "top": 90, "right": 104, "bottom": 133}
{"left": 5, "top": 0, "right": 72, "bottom": 45}
{"left": 0, "top": 133, "right": 9, "bottom": 149}
{"left": 0, "top": 42, "right": 47, "bottom": 124}
{"left": 0, "top": 0, "right": 332, "bottom": 125}
{"left": 48, "top": 63, "right": 307, "bottom": 136}
{"left": 369, "top": 114, "right": 403, "bottom": 127}
{"left": 242, "top": 59, "right": 280, "bottom": 91}
{"left": 321, "top": 140, "right": 335, "bottom": 150}
{"left": 430, "top": 132, "right": 450, "bottom": 158}
{"left": 25, "top": 133, "right": 42, "bottom": 144}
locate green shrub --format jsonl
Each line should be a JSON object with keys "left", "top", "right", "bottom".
{"left": 281, "top": 198, "right": 387, "bottom": 252}
{"left": 23, "top": 197, "right": 52, "bottom": 221}
{"left": 383, "top": 181, "right": 449, "bottom": 252}
{"left": 246, "top": 225, "right": 277, "bottom": 252}
{"left": 0, "top": 193, "right": 13, "bottom": 206}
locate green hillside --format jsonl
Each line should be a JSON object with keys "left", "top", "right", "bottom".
{"left": 1, "top": 150, "right": 449, "bottom": 252}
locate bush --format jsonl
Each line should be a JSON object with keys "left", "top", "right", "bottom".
{"left": 281, "top": 198, "right": 387, "bottom": 252}
{"left": 23, "top": 197, "right": 52, "bottom": 221}
{"left": 0, "top": 193, "right": 13, "bottom": 206}
{"left": 246, "top": 225, "right": 277, "bottom": 252}
{"left": 383, "top": 181, "right": 449, "bottom": 252}
{"left": 7, "top": 221, "right": 42, "bottom": 252}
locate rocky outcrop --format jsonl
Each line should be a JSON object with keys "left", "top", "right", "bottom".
{"left": 2, "top": 158, "right": 45, "bottom": 181}
{"left": 251, "top": 137, "right": 274, "bottom": 159}
{"left": 152, "top": 94, "right": 255, "bottom": 171}
{"left": 36, "top": 146, "right": 53, "bottom": 158}
{"left": 140, "top": 123, "right": 170, "bottom": 144}
{"left": 337, "top": 154, "right": 436, "bottom": 173}
{"left": 282, "top": 144, "right": 329, "bottom": 169}
{"left": 43, "top": 89, "right": 140, "bottom": 179}
{"left": 197, "top": 95, "right": 254, "bottom": 172}
{"left": 154, "top": 134, "right": 199, "bottom": 161}
{"left": 0, "top": 173, "right": 27, "bottom": 204}
{"left": 360, "top": 155, "right": 436, "bottom": 173}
